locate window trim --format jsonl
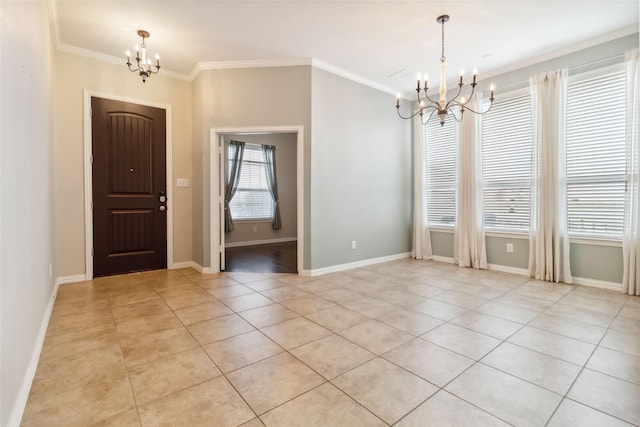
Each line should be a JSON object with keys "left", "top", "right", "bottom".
{"left": 481, "top": 87, "right": 533, "bottom": 232}
{"left": 227, "top": 142, "right": 274, "bottom": 222}
{"left": 424, "top": 115, "right": 458, "bottom": 228}
{"left": 565, "top": 62, "right": 627, "bottom": 239}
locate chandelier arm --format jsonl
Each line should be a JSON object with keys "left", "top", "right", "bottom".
{"left": 444, "top": 85, "right": 465, "bottom": 111}
{"left": 447, "top": 107, "right": 464, "bottom": 123}
{"left": 396, "top": 108, "right": 422, "bottom": 120}
{"left": 422, "top": 108, "right": 438, "bottom": 125}
{"left": 456, "top": 100, "right": 494, "bottom": 115}
{"left": 445, "top": 82, "right": 477, "bottom": 111}
{"left": 421, "top": 90, "right": 440, "bottom": 108}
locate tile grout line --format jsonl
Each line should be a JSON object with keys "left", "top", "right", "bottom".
{"left": 105, "top": 276, "right": 147, "bottom": 427}
{"left": 542, "top": 292, "right": 630, "bottom": 427}
{"left": 28, "top": 261, "right": 638, "bottom": 426}
{"left": 175, "top": 272, "right": 265, "bottom": 426}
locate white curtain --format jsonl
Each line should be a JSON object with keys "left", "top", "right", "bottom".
{"left": 412, "top": 116, "right": 433, "bottom": 260}
{"left": 454, "top": 94, "right": 487, "bottom": 269}
{"left": 622, "top": 48, "right": 640, "bottom": 296}
{"left": 528, "top": 69, "right": 572, "bottom": 283}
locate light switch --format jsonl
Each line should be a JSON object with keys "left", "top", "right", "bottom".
{"left": 177, "top": 178, "right": 189, "bottom": 187}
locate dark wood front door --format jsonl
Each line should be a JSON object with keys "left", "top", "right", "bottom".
{"left": 91, "top": 97, "right": 167, "bottom": 277}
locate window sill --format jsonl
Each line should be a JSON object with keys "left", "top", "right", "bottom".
{"left": 485, "top": 231, "right": 529, "bottom": 239}
{"left": 428, "top": 227, "right": 454, "bottom": 233}
{"left": 426, "top": 229, "right": 621, "bottom": 247}
{"left": 569, "top": 236, "right": 622, "bottom": 247}
{"left": 233, "top": 219, "right": 274, "bottom": 224}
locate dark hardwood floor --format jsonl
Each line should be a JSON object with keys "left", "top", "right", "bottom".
{"left": 224, "top": 241, "right": 297, "bottom": 273}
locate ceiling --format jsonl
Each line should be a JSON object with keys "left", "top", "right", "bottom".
{"left": 52, "top": 1, "right": 639, "bottom": 94}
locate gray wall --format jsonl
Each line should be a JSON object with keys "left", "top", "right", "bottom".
{"left": 1, "top": 2, "right": 56, "bottom": 424}
{"left": 430, "top": 231, "right": 533, "bottom": 268}
{"left": 191, "top": 66, "right": 312, "bottom": 269}
{"left": 192, "top": 65, "right": 413, "bottom": 271}
{"left": 427, "top": 32, "right": 638, "bottom": 284}
{"left": 310, "top": 68, "right": 412, "bottom": 269}
{"left": 224, "top": 133, "right": 297, "bottom": 245}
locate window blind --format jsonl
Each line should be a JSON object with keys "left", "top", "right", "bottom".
{"left": 566, "top": 67, "right": 626, "bottom": 238}
{"left": 425, "top": 117, "right": 457, "bottom": 227}
{"left": 228, "top": 144, "right": 273, "bottom": 220}
{"left": 482, "top": 92, "right": 532, "bottom": 231}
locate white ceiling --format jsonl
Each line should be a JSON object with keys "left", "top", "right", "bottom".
{"left": 52, "top": 1, "right": 639, "bottom": 94}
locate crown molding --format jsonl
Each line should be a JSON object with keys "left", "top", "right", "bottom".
{"left": 190, "top": 57, "right": 396, "bottom": 96}
{"left": 189, "top": 58, "right": 313, "bottom": 80}
{"left": 53, "top": 39, "right": 394, "bottom": 93}
{"left": 311, "top": 59, "right": 396, "bottom": 96}
{"left": 46, "top": 0, "right": 394, "bottom": 93}
{"left": 56, "top": 43, "right": 192, "bottom": 82}
{"left": 481, "top": 25, "right": 639, "bottom": 82}
{"left": 312, "top": 58, "right": 396, "bottom": 95}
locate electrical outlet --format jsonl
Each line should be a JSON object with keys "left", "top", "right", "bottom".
{"left": 506, "top": 243, "right": 514, "bottom": 253}
{"left": 253, "top": 226, "right": 258, "bottom": 233}
{"left": 351, "top": 240, "right": 357, "bottom": 250}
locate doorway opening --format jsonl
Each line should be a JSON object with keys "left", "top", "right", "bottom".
{"left": 210, "top": 126, "right": 304, "bottom": 275}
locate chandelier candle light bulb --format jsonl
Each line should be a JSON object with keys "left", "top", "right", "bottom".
{"left": 395, "top": 14, "right": 494, "bottom": 126}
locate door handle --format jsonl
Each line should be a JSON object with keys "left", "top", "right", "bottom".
{"left": 159, "top": 206, "right": 166, "bottom": 212}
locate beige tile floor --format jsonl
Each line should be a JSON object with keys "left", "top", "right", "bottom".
{"left": 21, "top": 259, "right": 640, "bottom": 426}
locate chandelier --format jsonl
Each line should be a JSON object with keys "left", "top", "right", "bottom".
{"left": 396, "top": 15, "right": 494, "bottom": 126}
{"left": 125, "top": 30, "right": 161, "bottom": 83}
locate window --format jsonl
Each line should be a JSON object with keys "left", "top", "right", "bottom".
{"left": 425, "top": 116, "right": 457, "bottom": 227}
{"left": 228, "top": 143, "right": 273, "bottom": 220}
{"left": 566, "top": 66, "right": 626, "bottom": 238}
{"left": 481, "top": 91, "right": 533, "bottom": 231}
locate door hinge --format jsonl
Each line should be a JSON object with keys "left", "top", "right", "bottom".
{"left": 91, "top": 248, "right": 94, "bottom": 256}
{"left": 90, "top": 155, "right": 93, "bottom": 164}
{"left": 91, "top": 201, "right": 93, "bottom": 210}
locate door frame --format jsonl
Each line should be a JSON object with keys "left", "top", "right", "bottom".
{"left": 83, "top": 90, "right": 174, "bottom": 279}
{"left": 210, "top": 126, "right": 304, "bottom": 274}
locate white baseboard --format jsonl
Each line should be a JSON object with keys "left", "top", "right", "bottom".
{"left": 429, "top": 258, "right": 529, "bottom": 276}
{"left": 306, "top": 252, "right": 411, "bottom": 277}
{"left": 7, "top": 280, "right": 60, "bottom": 426}
{"left": 432, "top": 255, "right": 454, "bottom": 264}
{"left": 187, "top": 261, "right": 214, "bottom": 274}
{"left": 571, "top": 276, "right": 623, "bottom": 292}
{"left": 431, "top": 258, "right": 623, "bottom": 291}
{"left": 487, "top": 263, "right": 529, "bottom": 276}
{"left": 225, "top": 237, "right": 297, "bottom": 249}
{"left": 171, "top": 261, "right": 197, "bottom": 270}
{"left": 55, "top": 274, "right": 88, "bottom": 286}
